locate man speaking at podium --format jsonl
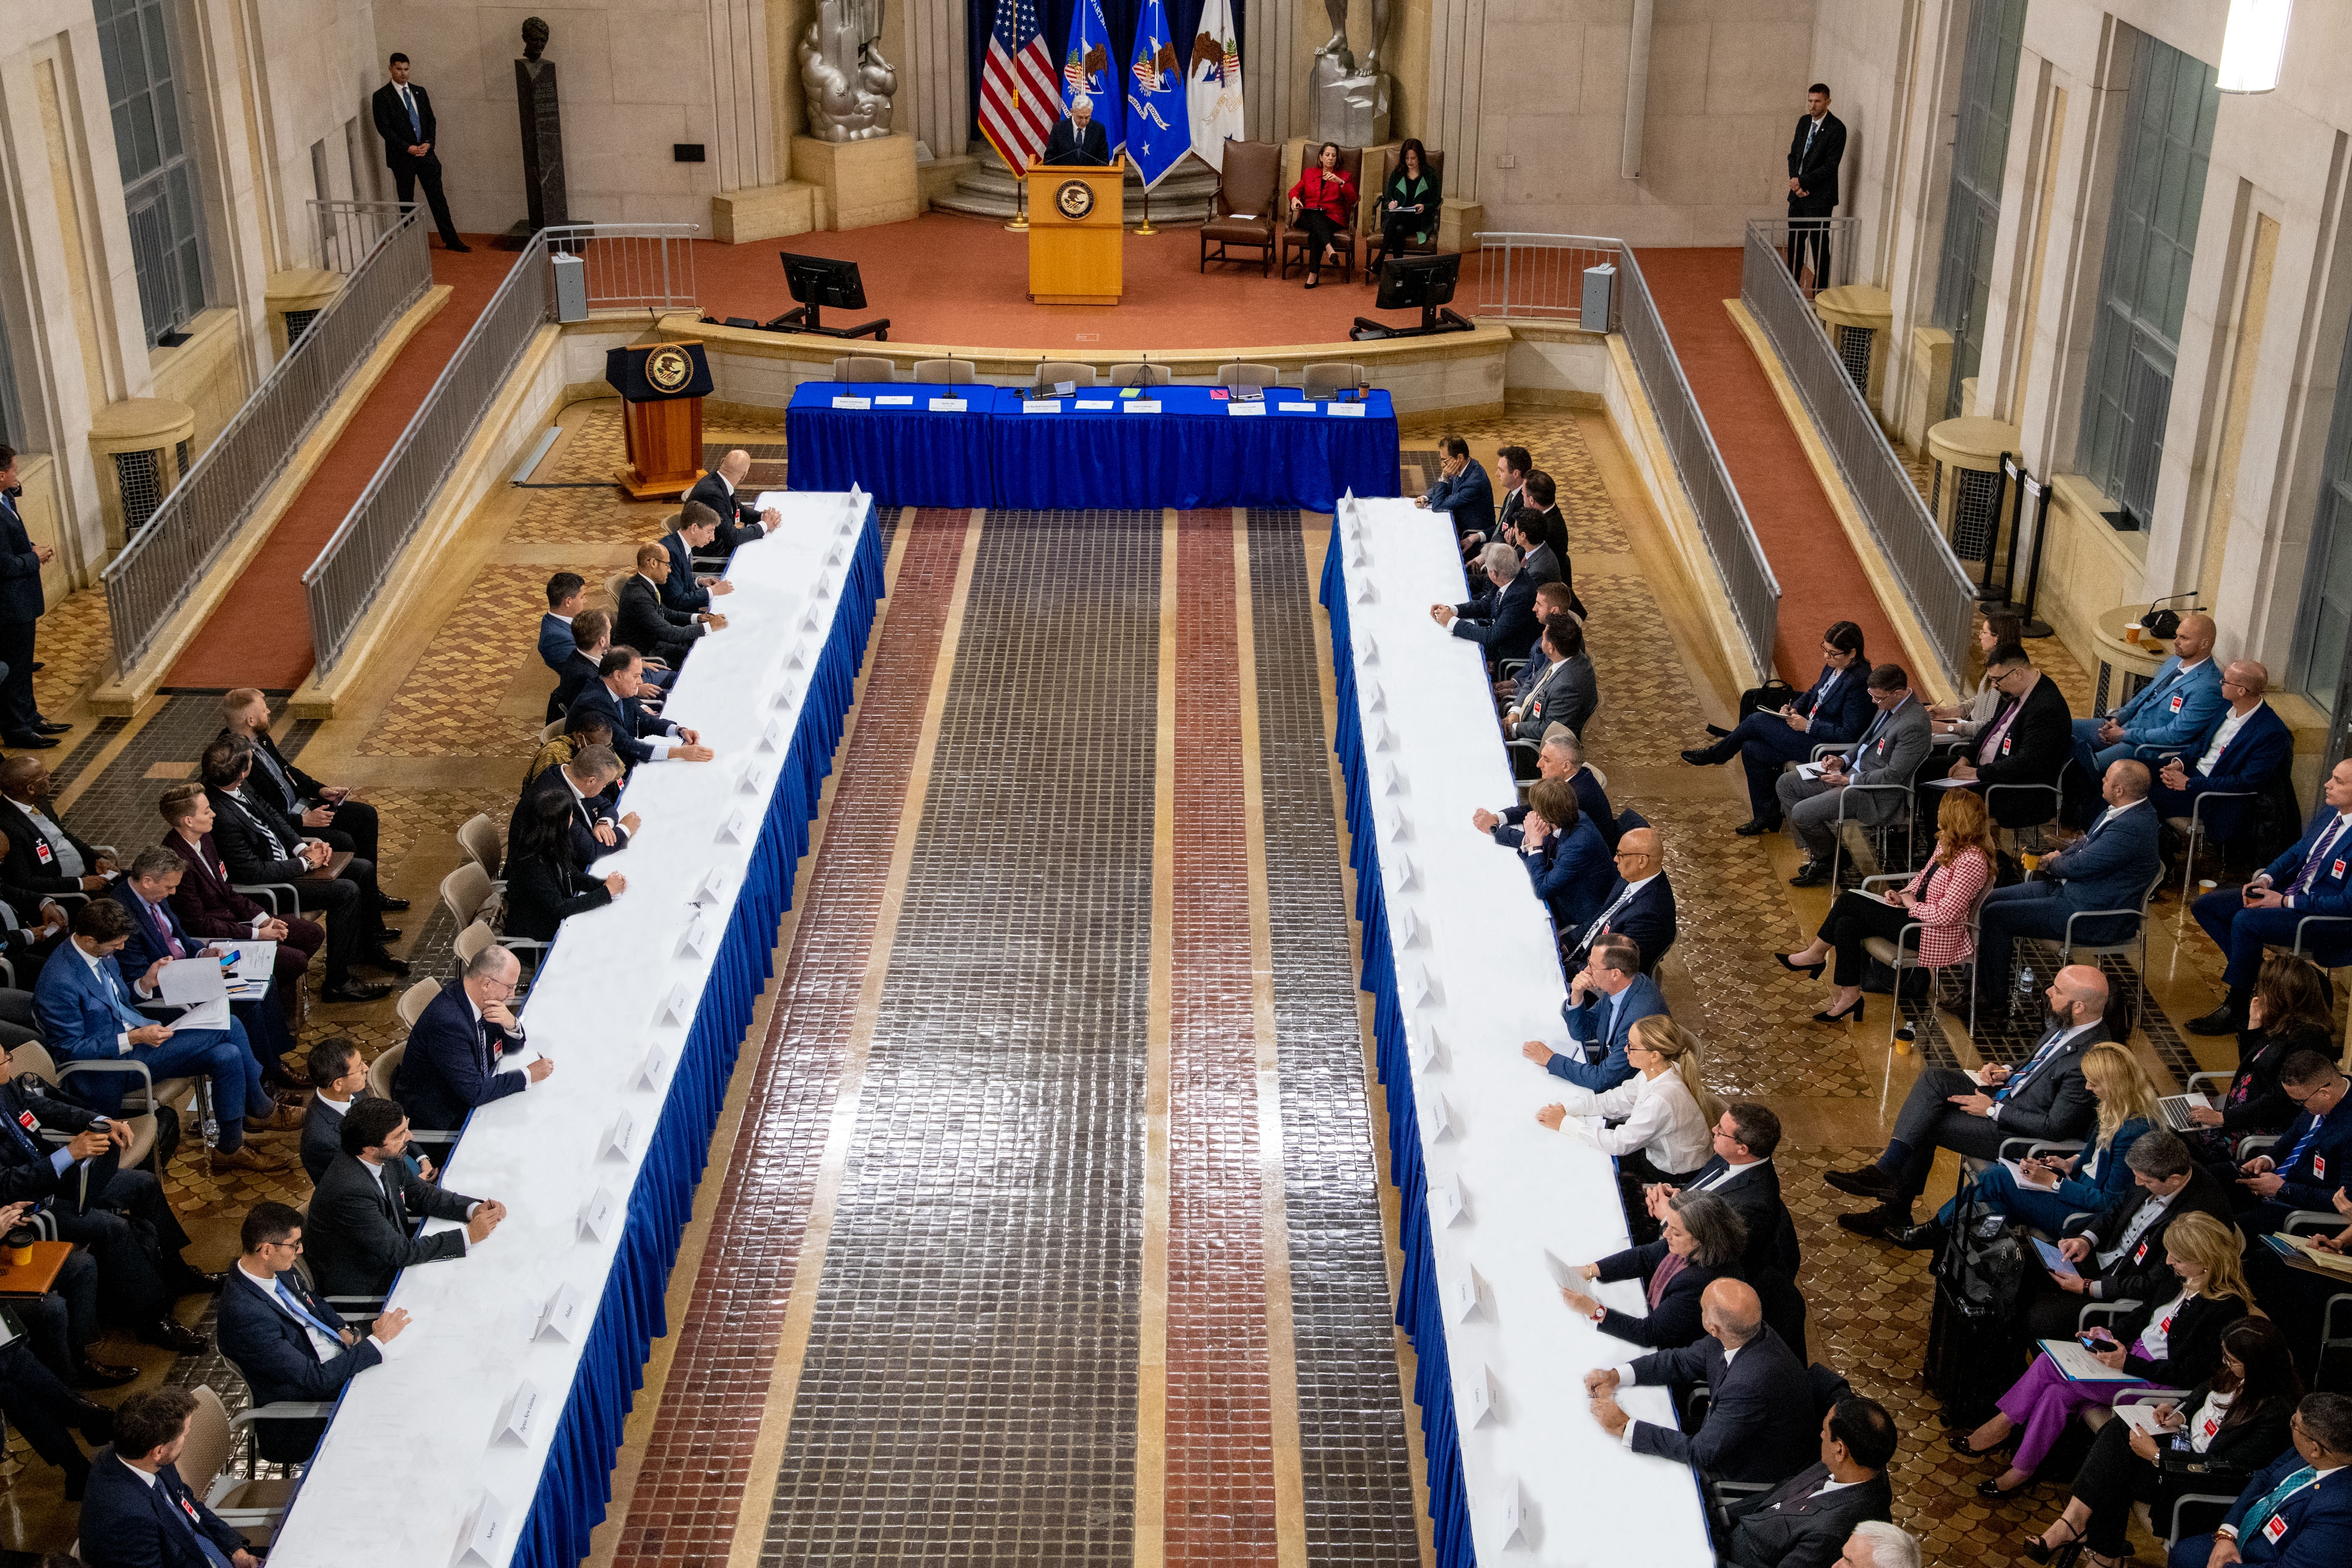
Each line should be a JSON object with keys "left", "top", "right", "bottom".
{"left": 1043, "top": 94, "right": 1111, "bottom": 166}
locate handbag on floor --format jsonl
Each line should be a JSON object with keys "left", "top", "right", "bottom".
{"left": 1924, "top": 1168, "right": 2029, "bottom": 1425}
{"left": 1737, "top": 680, "right": 1798, "bottom": 721}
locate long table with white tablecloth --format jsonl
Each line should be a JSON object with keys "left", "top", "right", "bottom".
{"left": 1320, "top": 497, "right": 1713, "bottom": 1568}
{"left": 263, "top": 492, "right": 885, "bottom": 1568}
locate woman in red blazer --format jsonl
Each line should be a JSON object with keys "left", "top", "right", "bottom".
{"left": 1287, "top": 142, "right": 1357, "bottom": 289}
{"left": 156, "top": 781, "right": 320, "bottom": 1020}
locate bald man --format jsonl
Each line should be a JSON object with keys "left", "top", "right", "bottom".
{"left": 2073, "top": 612, "right": 2224, "bottom": 778}
{"left": 1967, "top": 759, "right": 2161, "bottom": 1004}
{"left": 2150, "top": 660, "right": 2291, "bottom": 858}
{"left": 1585, "top": 1278, "right": 1816, "bottom": 1485}
{"left": 683, "top": 450, "right": 780, "bottom": 556}
{"left": 1563, "top": 825, "right": 1676, "bottom": 974}
{"left": 1831, "top": 964, "right": 2108, "bottom": 1239}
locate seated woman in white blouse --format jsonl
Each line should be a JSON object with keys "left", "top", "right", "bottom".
{"left": 1536, "top": 1015, "right": 1719, "bottom": 1193}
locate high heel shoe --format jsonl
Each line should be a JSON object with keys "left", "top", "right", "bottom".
{"left": 2022, "top": 1518, "right": 2080, "bottom": 1564}
{"left": 1947, "top": 1428, "right": 2007, "bottom": 1457}
{"left": 1977, "top": 1472, "right": 2037, "bottom": 1500}
{"left": 1776, "top": 952, "right": 1826, "bottom": 978}
{"left": 1813, "top": 997, "right": 1865, "bottom": 1024}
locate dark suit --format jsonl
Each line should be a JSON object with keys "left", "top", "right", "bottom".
{"left": 304, "top": 1149, "right": 478, "bottom": 1299}
{"left": 508, "top": 764, "right": 627, "bottom": 877}
{"left": 77, "top": 1449, "right": 249, "bottom": 1568}
{"left": 1449, "top": 572, "right": 1539, "bottom": 670}
{"left": 1880, "top": 1018, "right": 2107, "bottom": 1209}
{"left": 1522, "top": 813, "right": 1610, "bottom": 936}
{"left": 1974, "top": 800, "right": 2161, "bottom": 997}
{"left": 162, "top": 829, "right": 323, "bottom": 997}
{"left": 390, "top": 979, "right": 529, "bottom": 1134}
{"left": 1676, "top": 1156, "right": 1807, "bottom": 1358}
{"left": 205, "top": 785, "right": 380, "bottom": 984}
{"left": 0, "top": 489, "right": 45, "bottom": 738}
{"left": 2193, "top": 806, "right": 2352, "bottom": 990}
{"left": 2150, "top": 701, "right": 2293, "bottom": 849}
{"left": 2167, "top": 1448, "right": 2352, "bottom": 1568}
{"left": 1720, "top": 1463, "right": 1894, "bottom": 1568}
{"left": 504, "top": 842, "right": 613, "bottom": 941}
{"left": 0, "top": 1075, "right": 188, "bottom": 1324}
{"left": 2018, "top": 1163, "right": 2234, "bottom": 1339}
{"left": 109, "top": 881, "right": 294, "bottom": 1088}
{"left": 1511, "top": 653, "right": 1596, "bottom": 743}
{"left": 686, "top": 472, "right": 768, "bottom": 554}
{"left": 216, "top": 1265, "right": 382, "bottom": 1462}
{"left": 1588, "top": 1238, "right": 1734, "bottom": 1349}
{"left": 616, "top": 573, "right": 703, "bottom": 666}
{"left": 2236, "top": 1101, "right": 2352, "bottom": 1234}
{"left": 1785, "top": 111, "right": 1847, "bottom": 281}
{"left": 0, "top": 793, "right": 99, "bottom": 900}
{"left": 1566, "top": 872, "right": 1678, "bottom": 972}
{"left": 1490, "top": 770, "right": 1619, "bottom": 854}
{"left": 1552, "top": 971, "right": 1666, "bottom": 1092}
{"left": 1424, "top": 462, "right": 1495, "bottom": 542}
{"left": 1626, "top": 1326, "right": 1813, "bottom": 1483}
{"left": 1708, "top": 664, "right": 1873, "bottom": 822}
{"left": 567, "top": 677, "right": 681, "bottom": 770}
{"left": 1043, "top": 116, "right": 1111, "bottom": 166}
{"left": 1959, "top": 675, "right": 2076, "bottom": 828}
{"left": 546, "top": 647, "right": 600, "bottom": 724}
{"left": 224, "top": 724, "right": 380, "bottom": 863}
{"left": 659, "top": 531, "right": 713, "bottom": 611}
{"left": 538, "top": 612, "right": 577, "bottom": 674}
{"left": 370, "top": 78, "right": 462, "bottom": 246}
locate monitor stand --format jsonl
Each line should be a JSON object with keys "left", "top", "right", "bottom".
{"left": 763, "top": 302, "right": 892, "bottom": 340}
{"left": 1349, "top": 304, "right": 1474, "bottom": 342}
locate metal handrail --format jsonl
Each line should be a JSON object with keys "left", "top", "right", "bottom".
{"left": 301, "top": 223, "right": 702, "bottom": 675}
{"left": 1470, "top": 233, "right": 1627, "bottom": 323}
{"left": 100, "top": 203, "right": 432, "bottom": 674}
{"left": 1740, "top": 219, "right": 1976, "bottom": 690}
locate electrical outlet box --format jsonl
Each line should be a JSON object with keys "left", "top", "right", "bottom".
{"left": 1495, "top": 153, "right": 1518, "bottom": 169}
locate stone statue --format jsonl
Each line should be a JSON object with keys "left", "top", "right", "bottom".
{"left": 511, "top": 16, "right": 569, "bottom": 240}
{"left": 800, "top": 0, "right": 897, "bottom": 142}
{"left": 1311, "top": 0, "right": 1392, "bottom": 146}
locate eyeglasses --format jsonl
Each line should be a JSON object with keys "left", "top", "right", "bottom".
{"left": 266, "top": 1237, "right": 305, "bottom": 1252}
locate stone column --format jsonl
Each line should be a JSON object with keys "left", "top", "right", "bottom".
{"left": 902, "top": 0, "right": 969, "bottom": 158}
{"left": 709, "top": 0, "right": 779, "bottom": 194}
{"left": 1419, "top": 0, "right": 1484, "bottom": 204}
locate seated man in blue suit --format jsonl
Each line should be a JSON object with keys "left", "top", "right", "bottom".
{"left": 1584, "top": 1279, "right": 1816, "bottom": 1486}
{"left": 1413, "top": 436, "right": 1494, "bottom": 543}
{"left": 2167, "top": 1391, "right": 2352, "bottom": 1568}
{"left": 1516, "top": 777, "right": 1611, "bottom": 937}
{"left": 2230, "top": 1051, "right": 2351, "bottom": 1236}
{"left": 1562, "top": 825, "right": 1677, "bottom": 972}
{"left": 660, "top": 502, "right": 736, "bottom": 614}
{"left": 542, "top": 573, "right": 671, "bottom": 708}
{"left": 2189, "top": 758, "right": 2352, "bottom": 1034}
{"left": 33, "top": 898, "right": 283, "bottom": 1174}
{"left": 111, "top": 845, "right": 300, "bottom": 1101}
{"left": 1970, "top": 759, "right": 2162, "bottom": 1005}
{"left": 218, "top": 1200, "right": 408, "bottom": 1463}
{"left": 1522, "top": 934, "right": 1663, "bottom": 1093}
{"left": 2151, "top": 660, "right": 2292, "bottom": 855}
{"left": 390, "top": 944, "right": 552, "bottom": 1134}
{"left": 567, "top": 647, "right": 714, "bottom": 771}
{"left": 1682, "top": 622, "right": 1875, "bottom": 833}
{"left": 1429, "top": 541, "right": 1538, "bottom": 673}
{"left": 2076, "top": 612, "right": 2224, "bottom": 780}
{"left": 77, "top": 1386, "right": 261, "bottom": 1568}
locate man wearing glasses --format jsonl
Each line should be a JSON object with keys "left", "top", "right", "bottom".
{"left": 215, "top": 1201, "right": 409, "bottom": 1463}
{"left": 2166, "top": 1393, "right": 2352, "bottom": 1568}
{"left": 390, "top": 944, "right": 553, "bottom": 1136}
{"left": 2190, "top": 757, "right": 2352, "bottom": 1036}
{"left": 1937, "top": 649, "right": 2074, "bottom": 829}
{"left": 2229, "top": 1051, "right": 2350, "bottom": 1238}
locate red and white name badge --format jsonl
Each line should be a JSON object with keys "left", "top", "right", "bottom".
{"left": 32, "top": 842, "right": 50, "bottom": 865}
{"left": 2134, "top": 1239, "right": 2150, "bottom": 1263}
{"left": 2333, "top": 860, "right": 2346, "bottom": 880}
{"left": 2002, "top": 736, "right": 2014, "bottom": 755}
{"left": 2170, "top": 694, "right": 2185, "bottom": 713}
{"left": 16, "top": 1110, "right": 34, "bottom": 1130}
{"left": 2316, "top": 1155, "right": 2329, "bottom": 1181}
{"left": 2202, "top": 1413, "right": 2221, "bottom": 1439}
{"left": 2263, "top": 1513, "right": 2290, "bottom": 1545}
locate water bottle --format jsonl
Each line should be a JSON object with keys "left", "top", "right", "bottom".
{"left": 201, "top": 1114, "right": 220, "bottom": 1149}
{"left": 2013, "top": 965, "right": 2035, "bottom": 1017}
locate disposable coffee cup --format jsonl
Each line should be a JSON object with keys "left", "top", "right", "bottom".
{"left": 2124, "top": 621, "right": 2144, "bottom": 644}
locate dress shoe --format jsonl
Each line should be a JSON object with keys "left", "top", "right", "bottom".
{"left": 1825, "top": 1163, "right": 1894, "bottom": 1198}
{"left": 1889, "top": 1219, "right": 1946, "bottom": 1252}
{"left": 31, "top": 721, "right": 71, "bottom": 735}
{"left": 1836, "top": 1205, "right": 1905, "bottom": 1239}
{"left": 361, "top": 948, "right": 411, "bottom": 977}
{"left": 1775, "top": 952, "right": 1827, "bottom": 978}
{"left": 244, "top": 1103, "right": 305, "bottom": 1134}
{"left": 377, "top": 927, "right": 403, "bottom": 943}
{"left": 2186, "top": 1004, "right": 2243, "bottom": 1037}
{"left": 1681, "top": 747, "right": 1719, "bottom": 767}
{"left": 445, "top": 240, "right": 473, "bottom": 252}
{"left": 1977, "top": 1474, "right": 2037, "bottom": 1500}
{"left": 74, "top": 1356, "right": 139, "bottom": 1389}
{"left": 28, "top": 661, "right": 42, "bottom": 672}
{"left": 1789, "top": 860, "right": 1834, "bottom": 888}
{"left": 1734, "top": 817, "right": 1782, "bottom": 837}
{"left": 139, "top": 1317, "right": 209, "bottom": 1353}
{"left": 379, "top": 896, "right": 412, "bottom": 912}
{"left": 211, "top": 1144, "right": 289, "bottom": 1174}
{"left": 3, "top": 734, "right": 58, "bottom": 749}
{"left": 168, "top": 1265, "right": 226, "bottom": 1294}
{"left": 1812, "top": 997, "right": 1866, "bottom": 1024}
{"left": 322, "top": 977, "right": 392, "bottom": 1003}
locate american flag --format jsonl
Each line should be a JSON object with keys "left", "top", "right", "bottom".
{"left": 979, "top": 0, "right": 1059, "bottom": 172}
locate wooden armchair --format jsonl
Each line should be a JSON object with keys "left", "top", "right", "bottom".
{"left": 1200, "top": 141, "right": 1281, "bottom": 276}
{"left": 1364, "top": 148, "right": 1448, "bottom": 278}
{"left": 1281, "top": 145, "right": 1365, "bottom": 282}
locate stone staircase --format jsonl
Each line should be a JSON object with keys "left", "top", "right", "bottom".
{"left": 930, "top": 145, "right": 1221, "bottom": 225}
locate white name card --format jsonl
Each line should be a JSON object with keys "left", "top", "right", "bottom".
{"left": 1327, "top": 402, "right": 1368, "bottom": 417}
{"left": 1381, "top": 809, "right": 1414, "bottom": 844}
{"left": 814, "top": 573, "right": 835, "bottom": 601}
{"left": 1429, "top": 1175, "right": 1464, "bottom": 1228}
{"left": 676, "top": 914, "right": 715, "bottom": 961}
{"left": 778, "top": 644, "right": 809, "bottom": 680}
{"left": 1349, "top": 539, "right": 1370, "bottom": 566}
{"left": 1053, "top": 380, "right": 1076, "bottom": 396}
{"left": 493, "top": 1380, "right": 544, "bottom": 1446}
{"left": 1463, "top": 1364, "right": 1499, "bottom": 1427}
{"left": 1395, "top": 855, "right": 1422, "bottom": 893}
{"left": 1372, "top": 721, "right": 1398, "bottom": 753}
{"left": 1359, "top": 633, "right": 1380, "bottom": 667}
{"left": 716, "top": 806, "right": 754, "bottom": 844}
{"left": 735, "top": 758, "right": 764, "bottom": 797}
{"left": 1351, "top": 576, "right": 1378, "bottom": 604}
{"left": 1025, "top": 400, "right": 1063, "bottom": 414}
{"left": 1228, "top": 403, "right": 1267, "bottom": 417}
{"left": 1421, "top": 1092, "right": 1455, "bottom": 1142}
{"left": 1412, "top": 1024, "right": 1446, "bottom": 1073}
{"left": 453, "top": 1491, "right": 512, "bottom": 1566}
{"left": 601, "top": 1109, "right": 636, "bottom": 1162}
{"left": 1380, "top": 764, "right": 1406, "bottom": 798}
{"left": 824, "top": 540, "right": 846, "bottom": 566}
{"left": 1496, "top": 1479, "right": 1527, "bottom": 1546}
{"left": 1411, "top": 963, "right": 1443, "bottom": 1004}
{"left": 873, "top": 394, "right": 914, "bottom": 406}
{"left": 799, "top": 606, "right": 824, "bottom": 632}
{"left": 577, "top": 1188, "right": 619, "bottom": 1242}
{"left": 634, "top": 1045, "right": 666, "bottom": 1092}
{"left": 757, "top": 717, "right": 788, "bottom": 755}
{"left": 691, "top": 868, "right": 726, "bottom": 908}
{"left": 657, "top": 982, "right": 693, "bottom": 1027}
{"left": 1125, "top": 399, "right": 1164, "bottom": 413}
{"left": 1395, "top": 908, "right": 1427, "bottom": 948}
{"left": 1076, "top": 399, "right": 1114, "bottom": 410}
{"left": 829, "top": 396, "right": 873, "bottom": 410}
{"left": 927, "top": 397, "right": 968, "bottom": 412}
{"left": 1446, "top": 1267, "right": 1485, "bottom": 1323}
{"left": 1364, "top": 682, "right": 1387, "bottom": 713}
{"left": 533, "top": 1283, "right": 586, "bottom": 1343}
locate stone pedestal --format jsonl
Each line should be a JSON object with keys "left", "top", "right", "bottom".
{"left": 790, "top": 133, "right": 920, "bottom": 230}
{"left": 263, "top": 269, "right": 342, "bottom": 359}
{"left": 1313, "top": 71, "right": 1391, "bottom": 148}
{"left": 517, "top": 59, "right": 569, "bottom": 231}
{"left": 88, "top": 397, "right": 196, "bottom": 552}
{"left": 1437, "top": 199, "right": 1484, "bottom": 254}
{"left": 711, "top": 184, "right": 818, "bottom": 244}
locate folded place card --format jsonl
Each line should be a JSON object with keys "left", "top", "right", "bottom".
{"left": 1076, "top": 399, "right": 1114, "bottom": 410}
{"left": 829, "top": 395, "right": 873, "bottom": 410}
{"left": 1328, "top": 402, "right": 1368, "bottom": 418}
{"left": 1462, "top": 1364, "right": 1496, "bottom": 1427}
{"left": 1125, "top": 400, "right": 1164, "bottom": 413}
{"left": 1396, "top": 908, "right": 1427, "bottom": 948}
{"left": 1349, "top": 539, "right": 1370, "bottom": 566}
{"left": 601, "top": 1110, "right": 635, "bottom": 1162}
{"left": 1412, "top": 963, "right": 1443, "bottom": 1004}
{"left": 1372, "top": 721, "right": 1397, "bottom": 753}
{"left": 1360, "top": 634, "right": 1380, "bottom": 667}
{"left": 452, "top": 1491, "right": 511, "bottom": 1567}
{"left": 691, "top": 868, "right": 726, "bottom": 908}
{"left": 1351, "top": 576, "right": 1378, "bottom": 604}
{"left": 777, "top": 645, "right": 808, "bottom": 681}
{"left": 1495, "top": 1479, "right": 1527, "bottom": 1547}
{"left": 1381, "top": 764, "right": 1406, "bottom": 797}
{"left": 717, "top": 806, "right": 754, "bottom": 845}
{"left": 634, "top": 1045, "right": 666, "bottom": 1092}
{"left": 1421, "top": 1092, "right": 1455, "bottom": 1142}
{"left": 493, "top": 1380, "right": 545, "bottom": 1447}
{"left": 1053, "top": 380, "right": 1076, "bottom": 396}
{"left": 1395, "top": 854, "right": 1421, "bottom": 892}
{"left": 657, "top": 982, "right": 694, "bottom": 1027}
{"left": 873, "top": 394, "right": 914, "bottom": 406}
{"left": 927, "top": 397, "right": 968, "bottom": 412}
{"left": 576, "top": 1188, "right": 618, "bottom": 1243}
{"left": 1412, "top": 1022, "right": 1446, "bottom": 1072}
{"left": 1381, "top": 809, "right": 1413, "bottom": 844}
{"left": 735, "top": 758, "right": 764, "bottom": 796}
{"left": 1228, "top": 403, "right": 1267, "bottom": 417}
{"left": 825, "top": 541, "right": 845, "bottom": 566}
{"left": 1364, "top": 682, "right": 1387, "bottom": 713}
{"left": 757, "top": 717, "right": 788, "bottom": 755}
{"left": 676, "top": 915, "right": 715, "bottom": 961}
{"left": 1025, "top": 400, "right": 1062, "bottom": 414}
{"left": 533, "top": 1282, "right": 586, "bottom": 1343}
{"left": 799, "top": 607, "right": 823, "bottom": 632}
{"left": 1446, "top": 1266, "right": 1485, "bottom": 1323}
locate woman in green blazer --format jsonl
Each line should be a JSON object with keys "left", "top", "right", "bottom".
{"left": 1380, "top": 139, "right": 1441, "bottom": 254}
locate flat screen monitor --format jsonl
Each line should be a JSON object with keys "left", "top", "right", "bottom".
{"left": 1375, "top": 252, "right": 1461, "bottom": 313}
{"left": 780, "top": 253, "right": 867, "bottom": 311}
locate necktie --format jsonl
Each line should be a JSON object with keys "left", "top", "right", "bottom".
{"left": 2278, "top": 1108, "right": 2331, "bottom": 1175}
{"left": 401, "top": 86, "right": 421, "bottom": 138}
{"left": 1998, "top": 1028, "right": 2069, "bottom": 1102}
{"left": 165, "top": 1480, "right": 238, "bottom": 1568}
{"left": 1576, "top": 882, "right": 1638, "bottom": 953}
{"left": 273, "top": 1278, "right": 346, "bottom": 1351}
{"left": 1977, "top": 697, "right": 2024, "bottom": 763}
{"left": 149, "top": 902, "right": 185, "bottom": 960}
{"left": 2290, "top": 818, "right": 2348, "bottom": 897}
{"left": 2240, "top": 1465, "right": 2318, "bottom": 1542}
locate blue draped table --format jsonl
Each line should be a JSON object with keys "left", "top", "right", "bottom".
{"left": 264, "top": 494, "right": 886, "bottom": 1568}
{"left": 785, "top": 382, "right": 1401, "bottom": 511}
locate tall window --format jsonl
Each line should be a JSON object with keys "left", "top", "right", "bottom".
{"left": 2076, "top": 32, "right": 2219, "bottom": 529}
{"left": 1932, "top": 0, "right": 2029, "bottom": 420}
{"left": 2288, "top": 326, "right": 2352, "bottom": 714}
{"left": 93, "top": 0, "right": 209, "bottom": 345}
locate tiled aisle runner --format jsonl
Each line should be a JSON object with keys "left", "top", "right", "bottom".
{"left": 760, "top": 511, "right": 1161, "bottom": 1562}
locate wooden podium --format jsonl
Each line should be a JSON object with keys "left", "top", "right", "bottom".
{"left": 604, "top": 340, "right": 713, "bottom": 500}
{"left": 1027, "top": 159, "right": 1125, "bottom": 306}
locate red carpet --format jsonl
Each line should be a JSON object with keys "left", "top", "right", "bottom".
{"left": 1635, "top": 248, "right": 1902, "bottom": 685}
{"left": 168, "top": 237, "right": 516, "bottom": 691}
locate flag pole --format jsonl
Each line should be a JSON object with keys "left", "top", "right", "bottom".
{"left": 1006, "top": 156, "right": 1030, "bottom": 232}
{"left": 1135, "top": 169, "right": 1156, "bottom": 236}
